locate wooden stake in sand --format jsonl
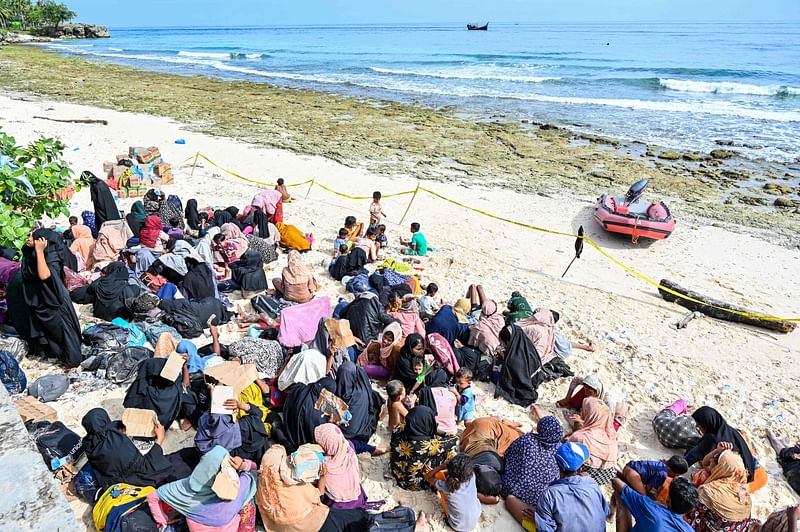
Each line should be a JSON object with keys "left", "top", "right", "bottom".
{"left": 399, "top": 182, "right": 421, "bottom": 225}
{"left": 658, "top": 278, "right": 796, "bottom": 333}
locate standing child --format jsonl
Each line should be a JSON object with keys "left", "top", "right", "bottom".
{"left": 426, "top": 454, "right": 482, "bottom": 532}
{"left": 454, "top": 368, "right": 476, "bottom": 425}
{"left": 387, "top": 380, "right": 416, "bottom": 433}
{"left": 375, "top": 224, "right": 388, "bottom": 255}
{"left": 275, "top": 178, "right": 292, "bottom": 202}
{"left": 418, "top": 283, "right": 441, "bottom": 320}
{"left": 369, "top": 191, "right": 387, "bottom": 230}
{"left": 333, "top": 228, "right": 350, "bottom": 257}
{"left": 400, "top": 222, "right": 428, "bottom": 256}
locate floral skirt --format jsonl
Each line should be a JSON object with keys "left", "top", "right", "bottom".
{"left": 686, "top": 503, "right": 752, "bottom": 532}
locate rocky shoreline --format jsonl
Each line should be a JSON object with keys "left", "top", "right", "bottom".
{"left": 0, "top": 23, "right": 109, "bottom": 44}
{"left": 0, "top": 44, "right": 796, "bottom": 242}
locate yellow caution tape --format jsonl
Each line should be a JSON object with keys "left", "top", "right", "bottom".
{"left": 184, "top": 153, "right": 798, "bottom": 323}
{"left": 197, "top": 153, "right": 312, "bottom": 188}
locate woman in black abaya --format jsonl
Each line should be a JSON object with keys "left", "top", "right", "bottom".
{"left": 87, "top": 171, "right": 121, "bottom": 230}
{"left": 274, "top": 377, "right": 337, "bottom": 453}
{"left": 494, "top": 325, "right": 543, "bottom": 407}
{"left": 123, "top": 357, "right": 195, "bottom": 430}
{"left": 81, "top": 408, "right": 193, "bottom": 491}
{"left": 19, "top": 229, "right": 82, "bottom": 367}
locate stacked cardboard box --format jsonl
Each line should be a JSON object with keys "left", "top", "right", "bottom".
{"left": 104, "top": 146, "right": 173, "bottom": 197}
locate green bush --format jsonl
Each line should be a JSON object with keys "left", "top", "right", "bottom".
{"left": 0, "top": 128, "right": 78, "bottom": 249}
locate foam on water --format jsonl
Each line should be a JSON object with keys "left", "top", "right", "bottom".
{"left": 659, "top": 78, "right": 800, "bottom": 97}
{"left": 369, "top": 66, "right": 560, "bottom": 83}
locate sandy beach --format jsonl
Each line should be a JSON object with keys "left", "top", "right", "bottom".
{"left": 2, "top": 69, "right": 799, "bottom": 530}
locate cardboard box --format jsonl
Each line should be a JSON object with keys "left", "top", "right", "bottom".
{"left": 137, "top": 147, "right": 161, "bottom": 164}
{"left": 16, "top": 396, "right": 58, "bottom": 423}
{"left": 117, "top": 153, "right": 131, "bottom": 163}
{"left": 103, "top": 161, "right": 114, "bottom": 174}
{"left": 122, "top": 408, "right": 157, "bottom": 438}
{"left": 129, "top": 146, "right": 146, "bottom": 157}
{"left": 204, "top": 362, "right": 258, "bottom": 394}
{"left": 155, "top": 162, "right": 171, "bottom": 177}
{"left": 159, "top": 171, "right": 174, "bottom": 185}
{"left": 112, "top": 164, "right": 129, "bottom": 179}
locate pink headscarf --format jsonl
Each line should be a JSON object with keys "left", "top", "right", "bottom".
{"left": 313, "top": 424, "right": 362, "bottom": 503}
{"left": 220, "top": 222, "right": 249, "bottom": 262}
{"left": 568, "top": 397, "right": 618, "bottom": 469}
{"left": 252, "top": 189, "right": 283, "bottom": 215}
{"left": 517, "top": 308, "right": 556, "bottom": 364}
{"left": 426, "top": 333, "right": 460, "bottom": 376}
{"left": 468, "top": 300, "right": 506, "bottom": 356}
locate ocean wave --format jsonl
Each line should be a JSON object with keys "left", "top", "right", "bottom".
{"left": 369, "top": 67, "right": 560, "bottom": 83}
{"left": 230, "top": 53, "right": 270, "bottom": 60}
{"left": 177, "top": 51, "right": 230, "bottom": 59}
{"left": 659, "top": 78, "right": 800, "bottom": 97}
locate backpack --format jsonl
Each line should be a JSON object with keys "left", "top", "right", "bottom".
{"left": 106, "top": 347, "right": 153, "bottom": 386}
{"left": 92, "top": 484, "right": 155, "bottom": 532}
{"left": 0, "top": 335, "right": 28, "bottom": 362}
{"left": 73, "top": 463, "right": 101, "bottom": 504}
{"left": 251, "top": 294, "right": 284, "bottom": 319}
{"left": 0, "top": 349, "right": 26, "bottom": 393}
{"left": 161, "top": 307, "right": 204, "bottom": 339}
{"left": 83, "top": 323, "right": 130, "bottom": 350}
{"left": 27, "top": 374, "right": 70, "bottom": 402}
{"left": 136, "top": 322, "right": 182, "bottom": 347}
{"left": 25, "top": 420, "right": 83, "bottom": 469}
{"left": 369, "top": 506, "right": 416, "bottom": 531}
{"left": 111, "top": 318, "right": 147, "bottom": 347}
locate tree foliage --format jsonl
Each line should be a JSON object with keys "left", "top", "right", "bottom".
{"left": 0, "top": 0, "right": 74, "bottom": 30}
{"left": 0, "top": 128, "right": 78, "bottom": 250}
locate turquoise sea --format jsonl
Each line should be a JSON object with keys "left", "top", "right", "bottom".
{"left": 44, "top": 23, "right": 800, "bottom": 163}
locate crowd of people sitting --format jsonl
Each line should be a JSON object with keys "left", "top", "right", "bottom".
{"left": 0, "top": 171, "right": 798, "bottom": 532}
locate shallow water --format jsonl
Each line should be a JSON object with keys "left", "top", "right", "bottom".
{"left": 44, "top": 22, "right": 800, "bottom": 163}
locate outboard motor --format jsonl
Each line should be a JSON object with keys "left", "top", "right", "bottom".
{"left": 625, "top": 179, "right": 649, "bottom": 204}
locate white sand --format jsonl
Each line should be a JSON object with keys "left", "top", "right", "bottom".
{"left": 2, "top": 91, "right": 799, "bottom": 530}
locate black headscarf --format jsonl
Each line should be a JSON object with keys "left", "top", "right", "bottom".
{"left": 123, "top": 358, "right": 183, "bottom": 429}
{"left": 184, "top": 199, "right": 200, "bottom": 231}
{"left": 494, "top": 325, "right": 542, "bottom": 407}
{"left": 426, "top": 305, "right": 470, "bottom": 347}
{"left": 404, "top": 406, "right": 437, "bottom": 442}
{"left": 690, "top": 406, "right": 756, "bottom": 481}
{"left": 230, "top": 250, "right": 267, "bottom": 292}
{"left": 394, "top": 333, "right": 424, "bottom": 391}
{"left": 335, "top": 361, "right": 374, "bottom": 441}
{"left": 213, "top": 209, "right": 236, "bottom": 228}
{"left": 225, "top": 206, "right": 240, "bottom": 219}
{"left": 253, "top": 208, "right": 271, "bottom": 239}
{"left": 233, "top": 404, "right": 269, "bottom": 464}
{"left": 87, "top": 171, "right": 121, "bottom": 229}
{"left": 81, "top": 408, "right": 176, "bottom": 490}
{"left": 90, "top": 261, "right": 132, "bottom": 321}
{"left": 182, "top": 260, "right": 216, "bottom": 301}
{"left": 282, "top": 377, "right": 336, "bottom": 453}
{"left": 20, "top": 229, "right": 82, "bottom": 367}
{"left": 415, "top": 387, "right": 438, "bottom": 417}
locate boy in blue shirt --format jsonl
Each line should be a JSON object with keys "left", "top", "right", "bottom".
{"left": 454, "top": 367, "right": 476, "bottom": 424}
{"left": 621, "top": 456, "right": 688, "bottom": 498}
{"left": 612, "top": 476, "right": 698, "bottom": 532}
{"left": 333, "top": 228, "right": 350, "bottom": 257}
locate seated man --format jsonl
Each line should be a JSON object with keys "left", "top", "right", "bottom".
{"left": 506, "top": 442, "right": 609, "bottom": 532}
{"left": 620, "top": 455, "right": 689, "bottom": 500}
{"left": 612, "top": 476, "right": 698, "bottom": 532}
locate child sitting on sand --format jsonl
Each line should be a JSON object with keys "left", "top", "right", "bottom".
{"left": 369, "top": 191, "right": 387, "bottom": 230}
{"left": 425, "top": 453, "right": 482, "bottom": 532}
{"left": 275, "top": 178, "right": 292, "bottom": 202}
{"left": 356, "top": 227, "right": 379, "bottom": 262}
{"left": 400, "top": 222, "right": 428, "bottom": 256}
{"left": 167, "top": 218, "right": 184, "bottom": 238}
{"left": 333, "top": 228, "right": 350, "bottom": 257}
{"left": 345, "top": 215, "right": 364, "bottom": 242}
{"left": 418, "top": 283, "right": 441, "bottom": 320}
{"left": 387, "top": 380, "right": 416, "bottom": 433}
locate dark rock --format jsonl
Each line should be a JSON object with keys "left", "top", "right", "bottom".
{"left": 35, "top": 23, "right": 110, "bottom": 39}
{"left": 682, "top": 152, "right": 709, "bottom": 162}
{"left": 736, "top": 195, "right": 770, "bottom": 206}
{"left": 715, "top": 140, "right": 735, "bottom": 146}
{"left": 658, "top": 151, "right": 681, "bottom": 160}
{"left": 644, "top": 151, "right": 655, "bottom": 157}
{"left": 764, "top": 183, "right": 794, "bottom": 195}
{"left": 539, "top": 124, "right": 559, "bottom": 131}
{"left": 774, "top": 197, "right": 800, "bottom": 208}
{"left": 710, "top": 149, "right": 734, "bottom": 160}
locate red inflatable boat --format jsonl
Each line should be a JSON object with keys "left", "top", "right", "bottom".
{"left": 594, "top": 179, "right": 676, "bottom": 242}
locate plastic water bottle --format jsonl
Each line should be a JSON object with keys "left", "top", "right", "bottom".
{"left": 51, "top": 455, "right": 72, "bottom": 470}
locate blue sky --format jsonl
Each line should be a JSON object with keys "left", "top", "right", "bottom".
{"left": 69, "top": 0, "right": 800, "bottom": 27}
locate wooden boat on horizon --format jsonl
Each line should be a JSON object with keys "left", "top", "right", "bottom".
{"left": 467, "top": 23, "right": 488, "bottom": 31}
